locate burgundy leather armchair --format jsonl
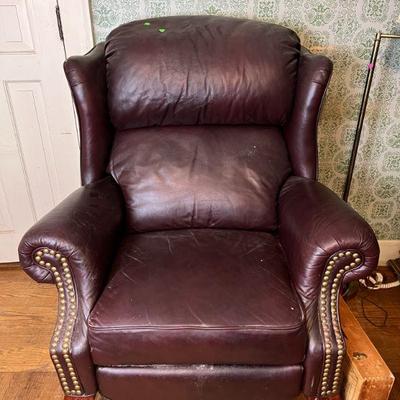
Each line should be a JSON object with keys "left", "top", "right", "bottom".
{"left": 19, "top": 16, "right": 379, "bottom": 400}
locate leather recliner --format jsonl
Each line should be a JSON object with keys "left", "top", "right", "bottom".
{"left": 19, "top": 16, "right": 379, "bottom": 400}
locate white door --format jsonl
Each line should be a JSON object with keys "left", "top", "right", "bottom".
{"left": 0, "top": 0, "right": 89, "bottom": 262}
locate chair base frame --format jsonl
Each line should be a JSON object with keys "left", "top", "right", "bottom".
{"left": 64, "top": 394, "right": 340, "bottom": 400}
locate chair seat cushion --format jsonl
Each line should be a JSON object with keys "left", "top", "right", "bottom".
{"left": 88, "top": 229, "right": 306, "bottom": 366}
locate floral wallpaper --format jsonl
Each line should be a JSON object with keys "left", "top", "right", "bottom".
{"left": 90, "top": 0, "right": 400, "bottom": 240}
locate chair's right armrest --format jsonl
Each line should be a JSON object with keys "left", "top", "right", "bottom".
{"left": 278, "top": 176, "right": 379, "bottom": 398}
{"left": 18, "top": 176, "right": 124, "bottom": 396}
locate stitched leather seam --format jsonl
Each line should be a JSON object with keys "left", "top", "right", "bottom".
{"left": 25, "top": 263, "right": 53, "bottom": 282}
{"left": 96, "top": 364, "right": 302, "bottom": 369}
{"left": 87, "top": 324, "right": 306, "bottom": 332}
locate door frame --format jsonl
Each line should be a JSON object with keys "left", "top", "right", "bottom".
{"left": 0, "top": 0, "right": 93, "bottom": 263}
{"left": 58, "top": 0, "right": 94, "bottom": 57}
{"left": 56, "top": 0, "right": 94, "bottom": 151}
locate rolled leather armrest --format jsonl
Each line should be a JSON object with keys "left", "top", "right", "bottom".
{"left": 18, "top": 176, "right": 124, "bottom": 396}
{"left": 278, "top": 176, "right": 379, "bottom": 397}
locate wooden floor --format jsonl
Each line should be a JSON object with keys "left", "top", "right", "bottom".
{"left": 346, "top": 267, "right": 400, "bottom": 400}
{"left": 0, "top": 264, "right": 399, "bottom": 399}
{"left": 0, "top": 264, "right": 63, "bottom": 399}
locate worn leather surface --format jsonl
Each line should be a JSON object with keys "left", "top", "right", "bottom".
{"left": 109, "top": 125, "right": 291, "bottom": 232}
{"left": 97, "top": 365, "right": 303, "bottom": 400}
{"left": 279, "top": 176, "right": 379, "bottom": 303}
{"left": 18, "top": 177, "right": 124, "bottom": 395}
{"left": 88, "top": 229, "right": 306, "bottom": 366}
{"left": 278, "top": 176, "right": 379, "bottom": 396}
{"left": 105, "top": 16, "right": 300, "bottom": 130}
{"left": 21, "top": 14, "right": 381, "bottom": 399}
{"left": 64, "top": 43, "right": 114, "bottom": 185}
{"left": 284, "top": 48, "right": 332, "bottom": 179}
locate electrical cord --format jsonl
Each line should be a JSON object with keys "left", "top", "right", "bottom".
{"left": 358, "top": 291, "right": 389, "bottom": 328}
{"left": 357, "top": 269, "right": 400, "bottom": 328}
{"left": 359, "top": 264, "right": 400, "bottom": 328}
{"left": 359, "top": 271, "right": 400, "bottom": 290}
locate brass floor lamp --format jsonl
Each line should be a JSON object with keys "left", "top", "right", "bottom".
{"left": 342, "top": 31, "right": 400, "bottom": 292}
{"left": 343, "top": 31, "right": 400, "bottom": 202}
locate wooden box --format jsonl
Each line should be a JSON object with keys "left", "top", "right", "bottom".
{"left": 340, "top": 298, "right": 395, "bottom": 400}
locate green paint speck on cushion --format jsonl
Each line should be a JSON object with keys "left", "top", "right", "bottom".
{"left": 89, "top": 1, "right": 400, "bottom": 240}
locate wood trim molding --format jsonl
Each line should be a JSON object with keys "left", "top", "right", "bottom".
{"left": 58, "top": 0, "right": 94, "bottom": 57}
{"left": 378, "top": 240, "right": 400, "bottom": 266}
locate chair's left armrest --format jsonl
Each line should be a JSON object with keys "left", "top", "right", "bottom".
{"left": 19, "top": 175, "right": 123, "bottom": 285}
{"left": 18, "top": 175, "right": 124, "bottom": 396}
{"left": 278, "top": 176, "right": 379, "bottom": 398}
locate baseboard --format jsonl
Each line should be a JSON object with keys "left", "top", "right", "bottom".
{"left": 0, "top": 262, "right": 20, "bottom": 269}
{"left": 378, "top": 240, "right": 400, "bottom": 266}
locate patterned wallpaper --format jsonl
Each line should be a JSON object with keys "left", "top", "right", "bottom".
{"left": 90, "top": 0, "right": 400, "bottom": 240}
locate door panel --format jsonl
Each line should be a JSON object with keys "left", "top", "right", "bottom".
{"left": 5, "top": 80, "right": 60, "bottom": 216}
{"left": 0, "top": 0, "right": 35, "bottom": 53}
{"left": 0, "top": 0, "right": 81, "bottom": 262}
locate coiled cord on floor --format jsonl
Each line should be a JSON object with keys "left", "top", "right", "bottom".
{"left": 357, "top": 269, "right": 399, "bottom": 328}
{"left": 359, "top": 272, "right": 400, "bottom": 290}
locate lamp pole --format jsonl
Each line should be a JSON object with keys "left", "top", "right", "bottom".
{"left": 342, "top": 32, "right": 400, "bottom": 202}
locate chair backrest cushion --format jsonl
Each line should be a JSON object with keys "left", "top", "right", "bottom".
{"left": 105, "top": 16, "right": 300, "bottom": 130}
{"left": 109, "top": 125, "right": 291, "bottom": 232}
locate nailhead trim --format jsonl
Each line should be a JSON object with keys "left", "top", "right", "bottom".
{"left": 319, "top": 250, "right": 362, "bottom": 396}
{"left": 34, "top": 248, "right": 82, "bottom": 396}
{"left": 33, "top": 246, "right": 362, "bottom": 397}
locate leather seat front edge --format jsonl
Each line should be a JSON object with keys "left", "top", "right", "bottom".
{"left": 88, "top": 229, "right": 307, "bottom": 366}
{"left": 96, "top": 365, "right": 304, "bottom": 400}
